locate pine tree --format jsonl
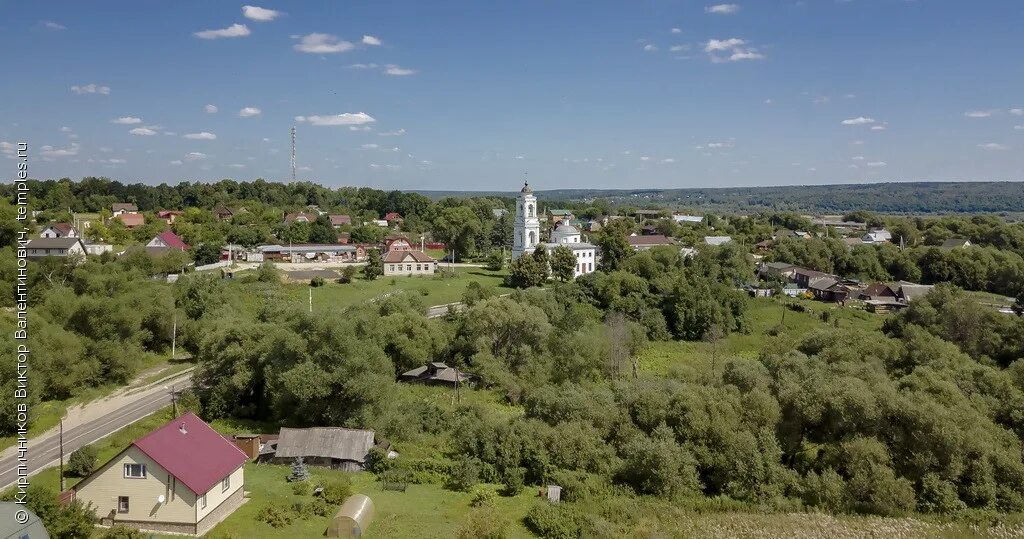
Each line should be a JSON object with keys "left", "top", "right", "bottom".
{"left": 287, "top": 457, "right": 310, "bottom": 482}
{"left": 363, "top": 249, "right": 384, "bottom": 280}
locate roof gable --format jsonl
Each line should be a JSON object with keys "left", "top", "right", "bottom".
{"left": 274, "top": 427, "right": 375, "bottom": 463}
{"left": 132, "top": 412, "right": 248, "bottom": 495}
{"left": 154, "top": 231, "right": 190, "bottom": 250}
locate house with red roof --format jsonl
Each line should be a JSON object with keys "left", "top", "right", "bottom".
{"left": 147, "top": 231, "right": 190, "bottom": 251}
{"left": 115, "top": 212, "right": 145, "bottom": 228}
{"left": 383, "top": 212, "right": 403, "bottom": 224}
{"left": 157, "top": 210, "right": 184, "bottom": 224}
{"left": 71, "top": 412, "right": 248, "bottom": 536}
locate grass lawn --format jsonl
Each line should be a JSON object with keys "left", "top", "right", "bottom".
{"left": 227, "top": 267, "right": 511, "bottom": 314}
{"left": 638, "top": 296, "right": 884, "bottom": 375}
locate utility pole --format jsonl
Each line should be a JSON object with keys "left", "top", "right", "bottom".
{"left": 171, "top": 312, "right": 177, "bottom": 361}
{"left": 455, "top": 367, "right": 461, "bottom": 404}
{"left": 290, "top": 126, "right": 297, "bottom": 182}
{"left": 309, "top": 287, "right": 313, "bottom": 313}
{"left": 58, "top": 417, "right": 65, "bottom": 491}
{"left": 169, "top": 384, "right": 178, "bottom": 417}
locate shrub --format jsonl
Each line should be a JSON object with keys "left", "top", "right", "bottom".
{"left": 524, "top": 503, "right": 585, "bottom": 539}
{"left": 419, "top": 286, "right": 430, "bottom": 296}
{"left": 447, "top": 456, "right": 481, "bottom": 492}
{"left": 256, "top": 505, "right": 294, "bottom": 528}
{"left": 100, "top": 525, "right": 144, "bottom": 538}
{"left": 458, "top": 507, "right": 510, "bottom": 539}
{"left": 485, "top": 251, "right": 505, "bottom": 271}
{"left": 310, "top": 276, "right": 325, "bottom": 287}
{"left": 365, "top": 447, "right": 394, "bottom": 475}
{"left": 321, "top": 477, "right": 353, "bottom": 505}
{"left": 918, "top": 473, "right": 967, "bottom": 514}
{"left": 307, "top": 497, "right": 333, "bottom": 517}
{"left": 500, "top": 467, "right": 524, "bottom": 496}
{"left": 337, "top": 266, "right": 357, "bottom": 284}
{"left": 470, "top": 488, "right": 497, "bottom": 507}
{"left": 67, "top": 444, "right": 98, "bottom": 477}
{"left": 291, "top": 480, "right": 313, "bottom": 496}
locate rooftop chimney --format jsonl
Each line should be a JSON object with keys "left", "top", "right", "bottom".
{"left": 179, "top": 423, "right": 188, "bottom": 435}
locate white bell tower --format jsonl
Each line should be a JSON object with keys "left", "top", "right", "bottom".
{"left": 512, "top": 180, "right": 540, "bottom": 259}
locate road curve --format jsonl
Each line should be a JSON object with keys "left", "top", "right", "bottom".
{"left": 0, "top": 373, "right": 193, "bottom": 491}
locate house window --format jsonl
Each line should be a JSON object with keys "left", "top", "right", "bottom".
{"left": 124, "top": 463, "right": 146, "bottom": 478}
{"left": 415, "top": 264, "right": 421, "bottom": 271}
{"left": 200, "top": 494, "right": 207, "bottom": 510}
{"left": 222, "top": 476, "right": 231, "bottom": 493}
{"left": 118, "top": 496, "right": 130, "bottom": 513}
{"left": 406, "top": 264, "right": 412, "bottom": 271}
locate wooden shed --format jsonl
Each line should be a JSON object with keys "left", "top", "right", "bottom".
{"left": 327, "top": 494, "right": 374, "bottom": 538}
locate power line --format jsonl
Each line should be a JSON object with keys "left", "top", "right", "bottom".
{"left": 290, "top": 126, "right": 297, "bottom": 182}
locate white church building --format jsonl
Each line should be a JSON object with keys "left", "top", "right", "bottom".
{"left": 512, "top": 181, "right": 598, "bottom": 278}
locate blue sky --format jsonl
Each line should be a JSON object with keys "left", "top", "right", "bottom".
{"left": 1, "top": 1, "right": 1022, "bottom": 190}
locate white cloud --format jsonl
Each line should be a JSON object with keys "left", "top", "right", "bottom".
{"left": 204, "top": 104, "right": 218, "bottom": 113}
{"left": 841, "top": 116, "right": 876, "bottom": 125}
{"left": 71, "top": 84, "right": 110, "bottom": 95}
{"left": 185, "top": 152, "right": 207, "bottom": 161}
{"left": 111, "top": 116, "right": 142, "bottom": 124}
{"left": 671, "top": 28, "right": 682, "bottom": 34}
{"left": 643, "top": 44, "right": 658, "bottom": 52}
{"left": 348, "top": 63, "right": 379, "bottom": 69}
{"left": 40, "top": 142, "right": 80, "bottom": 157}
{"left": 239, "top": 107, "right": 262, "bottom": 117}
{"left": 262, "top": 137, "right": 271, "bottom": 142}
{"left": 705, "top": 38, "right": 745, "bottom": 52}
{"left": 184, "top": 132, "right": 217, "bottom": 140}
{"left": 169, "top": 160, "right": 183, "bottom": 166}
{"left": 194, "top": 23, "right": 251, "bottom": 39}
{"left": 964, "top": 110, "right": 993, "bottom": 118}
{"left": 851, "top": 156, "right": 865, "bottom": 161}
{"left": 851, "top": 140, "right": 865, "bottom": 145}
{"left": 669, "top": 45, "right": 689, "bottom": 52}
{"left": 764, "top": 98, "right": 773, "bottom": 105}
{"left": 242, "top": 5, "right": 281, "bottom": 21}
{"left": 705, "top": 4, "right": 740, "bottom": 14}
{"left": 295, "top": 112, "right": 376, "bottom": 126}
{"left": 640, "top": 156, "right": 650, "bottom": 161}
{"left": 229, "top": 163, "right": 246, "bottom": 168}
{"left": 293, "top": 33, "right": 354, "bottom": 53}
{"left": 978, "top": 143, "right": 1008, "bottom": 151}
{"left": 870, "top": 125, "right": 887, "bottom": 131}
{"left": 129, "top": 127, "right": 158, "bottom": 136}
{"left": 42, "top": 20, "right": 66, "bottom": 30}
{"left": 361, "top": 143, "right": 380, "bottom": 149}
{"left": 1015, "top": 125, "right": 1024, "bottom": 131}
{"left": 660, "top": 158, "right": 676, "bottom": 163}
{"left": 1010, "top": 108, "right": 1024, "bottom": 116}
{"left": 379, "top": 128, "right": 405, "bottom": 136}
{"left": 362, "top": 35, "right": 382, "bottom": 46}
{"left": 104, "top": 158, "right": 127, "bottom": 165}
{"left": 866, "top": 161, "right": 887, "bottom": 167}
{"left": 704, "top": 38, "right": 762, "bottom": 62}
{"left": 99, "top": 147, "right": 113, "bottom": 153}
{"left": 384, "top": 64, "right": 417, "bottom": 76}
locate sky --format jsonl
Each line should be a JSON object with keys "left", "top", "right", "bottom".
{"left": 1, "top": 1, "right": 1023, "bottom": 191}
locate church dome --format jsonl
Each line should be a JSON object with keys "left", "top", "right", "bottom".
{"left": 553, "top": 222, "right": 580, "bottom": 235}
{"left": 520, "top": 181, "right": 533, "bottom": 194}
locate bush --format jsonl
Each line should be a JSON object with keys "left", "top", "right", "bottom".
{"left": 256, "top": 504, "right": 294, "bottom": 528}
{"left": 321, "top": 477, "right": 353, "bottom": 505}
{"left": 458, "top": 506, "right": 510, "bottom": 539}
{"left": 918, "top": 473, "right": 967, "bottom": 514}
{"left": 291, "top": 480, "right": 313, "bottom": 496}
{"left": 310, "top": 276, "right": 325, "bottom": 287}
{"left": 100, "top": 524, "right": 145, "bottom": 538}
{"left": 67, "top": 444, "right": 98, "bottom": 477}
{"left": 337, "top": 266, "right": 357, "bottom": 284}
{"left": 500, "top": 467, "right": 524, "bottom": 496}
{"left": 524, "top": 503, "right": 585, "bottom": 539}
{"left": 447, "top": 456, "right": 481, "bottom": 492}
{"left": 470, "top": 488, "right": 497, "bottom": 507}
{"left": 307, "top": 497, "right": 333, "bottom": 517}
{"left": 485, "top": 251, "right": 505, "bottom": 271}
{"left": 365, "top": 447, "right": 394, "bottom": 475}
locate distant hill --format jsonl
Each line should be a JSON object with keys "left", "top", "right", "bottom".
{"left": 416, "top": 182, "right": 1024, "bottom": 214}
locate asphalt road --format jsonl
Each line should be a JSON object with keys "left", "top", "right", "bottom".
{"left": 0, "top": 374, "right": 192, "bottom": 491}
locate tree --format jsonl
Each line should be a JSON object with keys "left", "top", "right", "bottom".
{"left": 68, "top": 444, "right": 98, "bottom": 476}
{"left": 192, "top": 243, "right": 222, "bottom": 266}
{"left": 531, "top": 246, "right": 550, "bottom": 282}
{"left": 287, "top": 457, "right": 311, "bottom": 482}
{"left": 507, "top": 254, "right": 544, "bottom": 288}
{"left": 337, "top": 265, "right": 357, "bottom": 284}
{"left": 309, "top": 215, "right": 338, "bottom": 244}
{"left": 363, "top": 249, "right": 384, "bottom": 280}
{"left": 550, "top": 246, "right": 577, "bottom": 282}
{"left": 433, "top": 206, "right": 483, "bottom": 261}
{"left": 485, "top": 250, "right": 504, "bottom": 271}
{"left": 596, "top": 219, "right": 634, "bottom": 271}
{"left": 255, "top": 262, "right": 281, "bottom": 283}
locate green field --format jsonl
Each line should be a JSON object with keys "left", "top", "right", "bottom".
{"left": 227, "top": 267, "right": 511, "bottom": 313}
{"left": 638, "top": 296, "right": 884, "bottom": 375}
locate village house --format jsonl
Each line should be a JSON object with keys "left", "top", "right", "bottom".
{"left": 329, "top": 214, "right": 352, "bottom": 228}
{"left": 284, "top": 212, "right": 317, "bottom": 224}
{"left": 84, "top": 241, "right": 114, "bottom": 256}
{"left": 70, "top": 412, "right": 248, "bottom": 536}
{"left": 940, "top": 238, "right": 972, "bottom": 250}
{"left": 24, "top": 237, "right": 87, "bottom": 259}
{"left": 793, "top": 267, "right": 837, "bottom": 289}
{"left": 672, "top": 214, "right": 704, "bottom": 224}
{"left": 212, "top": 207, "right": 236, "bottom": 221}
{"left": 384, "top": 212, "right": 403, "bottom": 225}
{"left": 260, "top": 427, "right": 380, "bottom": 471}
{"left": 112, "top": 203, "right": 138, "bottom": 216}
{"left": 758, "top": 261, "right": 799, "bottom": 281}
{"left": 157, "top": 210, "right": 183, "bottom": 224}
{"left": 548, "top": 209, "right": 574, "bottom": 223}
{"left": 384, "top": 234, "right": 413, "bottom": 251}
{"left": 400, "top": 362, "right": 472, "bottom": 386}
{"left": 147, "top": 231, "right": 190, "bottom": 251}
{"left": 862, "top": 228, "right": 893, "bottom": 244}
{"left": 776, "top": 229, "right": 811, "bottom": 240}
{"left": 539, "top": 221, "right": 598, "bottom": 277}
{"left": 40, "top": 222, "right": 79, "bottom": 238}
{"left": 704, "top": 236, "right": 733, "bottom": 246}
{"left": 628, "top": 234, "right": 677, "bottom": 251}
{"left": 259, "top": 244, "right": 365, "bottom": 263}
{"left": 383, "top": 250, "right": 437, "bottom": 276}
{"left": 115, "top": 212, "right": 145, "bottom": 228}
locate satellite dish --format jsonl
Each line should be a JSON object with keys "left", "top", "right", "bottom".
{"left": 158, "top": 494, "right": 166, "bottom": 504}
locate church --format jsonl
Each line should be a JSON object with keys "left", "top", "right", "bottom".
{"left": 512, "top": 181, "right": 598, "bottom": 278}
